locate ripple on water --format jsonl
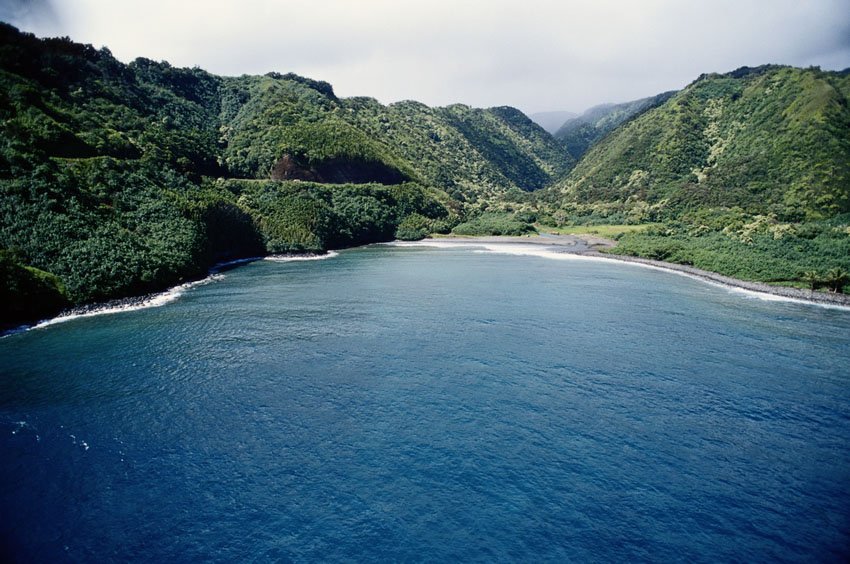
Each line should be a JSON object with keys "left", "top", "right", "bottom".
{"left": 0, "top": 245, "right": 848, "bottom": 562}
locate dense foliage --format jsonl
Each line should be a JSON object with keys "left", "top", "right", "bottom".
{"left": 554, "top": 91, "right": 676, "bottom": 161}
{"left": 545, "top": 66, "right": 850, "bottom": 220}
{"left": 452, "top": 212, "right": 536, "bottom": 237}
{"left": 2, "top": 23, "right": 849, "bottom": 326}
{"left": 338, "top": 99, "right": 572, "bottom": 201}
{"left": 0, "top": 24, "right": 471, "bottom": 327}
{"left": 225, "top": 179, "right": 452, "bottom": 251}
{"left": 0, "top": 249, "right": 68, "bottom": 324}
{"left": 607, "top": 211, "right": 850, "bottom": 291}
{"left": 533, "top": 66, "right": 850, "bottom": 290}
{"left": 218, "top": 77, "right": 571, "bottom": 199}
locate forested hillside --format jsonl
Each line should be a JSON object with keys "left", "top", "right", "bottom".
{"left": 0, "top": 23, "right": 569, "bottom": 327}
{"left": 547, "top": 66, "right": 850, "bottom": 219}
{"left": 2, "top": 22, "right": 849, "bottom": 327}
{"left": 537, "top": 66, "right": 850, "bottom": 289}
{"left": 223, "top": 84, "right": 571, "bottom": 200}
{"left": 554, "top": 91, "right": 676, "bottom": 161}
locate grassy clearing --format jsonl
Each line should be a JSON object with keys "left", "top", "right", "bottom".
{"left": 537, "top": 223, "right": 661, "bottom": 239}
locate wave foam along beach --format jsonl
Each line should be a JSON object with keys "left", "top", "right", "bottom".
{"left": 265, "top": 251, "right": 339, "bottom": 262}
{"left": 395, "top": 239, "right": 850, "bottom": 311}
{"left": 11, "top": 252, "right": 344, "bottom": 335}
{"left": 31, "top": 274, "right": 225, "bottom": 330}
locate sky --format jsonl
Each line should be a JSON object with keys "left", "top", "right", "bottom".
{"left": 3, "top": 0, "right": 850, "bottom": 114}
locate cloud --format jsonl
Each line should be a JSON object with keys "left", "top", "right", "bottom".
{"left": 6, "top": 0, "right": 850, "bottom": 113}
{"left": 0, "top": 0, "right": 59, "bottom": 29}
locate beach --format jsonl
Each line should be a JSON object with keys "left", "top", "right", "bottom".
{"left": 420, "top": 234, "right": 850, "bottom": 308}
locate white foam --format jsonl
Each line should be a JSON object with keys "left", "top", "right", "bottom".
{"left": 32, "top": 274, "right": 224, "bottom": 330}
{"left": 265, "top": 251, "right": 339, "bottom": 262}
{"left": 11, "top": 421, "right": 29, "bottom": 435}
{"left": 6, "top": 252, "right": 342, "bottom": 336}
{"left": 690, "top": 277, "right": 850, "bottom": 309}
{"left": 395, "top": 240, "right": 850, "bottom": 310}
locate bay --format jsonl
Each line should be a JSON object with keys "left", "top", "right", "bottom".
{"left": 1, "top": 244, "right": 849, "bottom": 562}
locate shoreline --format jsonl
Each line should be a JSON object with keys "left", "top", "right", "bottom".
{"left": 418, "top": 234, "right": 850, "bottom": 309}
{"left": 0, "top": 252, "right": 334, "bottom": 337}
{"left": 5, "top": 235, "right": 848, "bottom": 337}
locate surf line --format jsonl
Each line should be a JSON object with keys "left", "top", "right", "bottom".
{"left": 10, "top": 252, "right": 342, "bottom": 335}
{"left": 392, "top": 240, "right": 850, "bottom": 311}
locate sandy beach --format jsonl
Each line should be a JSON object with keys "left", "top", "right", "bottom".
{"left": 423, "top": 234, "right": 850, "bottom": 308}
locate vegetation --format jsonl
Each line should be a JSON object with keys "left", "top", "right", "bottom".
{"left": 452, "top": 212, "right": 536, "bottom": 236}
{"left": 604, "top": 211, "right": 850, "bottom": 291}
{"left": 219, "top": 79, "right": 571, "bottom": 199}
{"left": 545, "top": 66, "right": 850, "bottom": 220}
{"left": 339, "top": 99, "right": 571, "bottom": 201}
{"left": 1, "top": 23, "right": 849, "bottom": 327}
{"left": 0, "top": 24, "right": 465, "bottom": 327}
{"left": 226, "top": 179, "right": 452, "bottom": 251}
{"left": 536, "top": 66, "right": 850, "bottom": 292}
{"left": 554, "top": 91, "right": 676, "bottom": 161}
{"left": 540, "top": 223, "right": 659, "bottom": 239}
{"left": 0, "top": 250, "right": 69, "bottom": 325}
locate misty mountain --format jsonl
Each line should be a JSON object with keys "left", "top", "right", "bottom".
{"left": 554, "top": 92, "right": 676, "bottom": 160}
{"left": 528, "top": 110, "right": 577, "bottom": 134}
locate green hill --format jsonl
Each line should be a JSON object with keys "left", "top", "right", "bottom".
{"left": 554, "top": 91, "right": 676, "bottom": 161}
{"left": 548, "top": 66, "right": 850, "bottom": 219}
{"left": 538, "top": 66, "right": 850, "bottom": 288}
{"left": 0, "top": 23, "right": 574, "bottom": 327}
{"left": 3, "top": 22, "right": 850, "bottom": 325}
{"left": 222, "top": 82, "right": 572, "bottom": 200}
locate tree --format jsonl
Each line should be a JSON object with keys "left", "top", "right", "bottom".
{"left": 824, "top": 268, "right": 849, "bottom": 294}
{"left": 801, "top": 270, "right": 820, "bottom": 292}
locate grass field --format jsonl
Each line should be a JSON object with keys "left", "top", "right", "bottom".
{"left": 537, "top": 223, "right": 661, "bottom": 239}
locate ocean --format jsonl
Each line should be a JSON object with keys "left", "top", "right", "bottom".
{"left": 2, "top": 243, "right": 849, "bottom": 562}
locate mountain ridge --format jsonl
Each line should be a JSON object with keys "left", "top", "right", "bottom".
{"left": 546, "top": 64, "right": 850, "bottom": 219}
{"left": 1, "top": 23, "right": 563, "bottom": 325}
{"left": 2, "top": 23, "right": 849, "bottom": 326}
{"left": 554, "top": 91, "right": 677, "bottom": 161}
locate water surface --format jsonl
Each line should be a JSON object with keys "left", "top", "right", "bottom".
{"left": 2, "top": 245, "right": 849, "bottom": 562}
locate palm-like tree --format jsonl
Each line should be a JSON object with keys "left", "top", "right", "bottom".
{"left": 801, "top": 270, "right": 820, "bottom": 292}
{"left": 824, "top": 268, "right": 849, "bottom": 293}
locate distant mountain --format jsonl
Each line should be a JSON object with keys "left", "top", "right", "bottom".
{"left": 528, "top": 110, "right": 577, "bottom": 134}
{"left": 548, "top": 65, "right": 850, "bottom": 219}
{"left": 554, "top": 92, "right": 676, "bottom": 161}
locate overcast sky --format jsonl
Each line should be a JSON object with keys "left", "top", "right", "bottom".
{"left": 3, "top": 0, "right": 850, "bottom": 114}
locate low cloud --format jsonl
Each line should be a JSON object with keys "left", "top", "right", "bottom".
{"left": 6, "top": 0, "right": 850, "bottom": 113}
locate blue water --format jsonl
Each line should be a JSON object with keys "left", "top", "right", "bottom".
{"left": 2, "top": 244, "right": 849, "bottom": 562}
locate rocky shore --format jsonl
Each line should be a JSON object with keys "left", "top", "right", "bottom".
{"left": 57, "top": 293, "right": 166, "bottom": 317}
{"left": 582, "top": 251, "right": 850, "bottom": 307}
{"left": 425, "top": 234, "right": 850, "bottom": 308}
